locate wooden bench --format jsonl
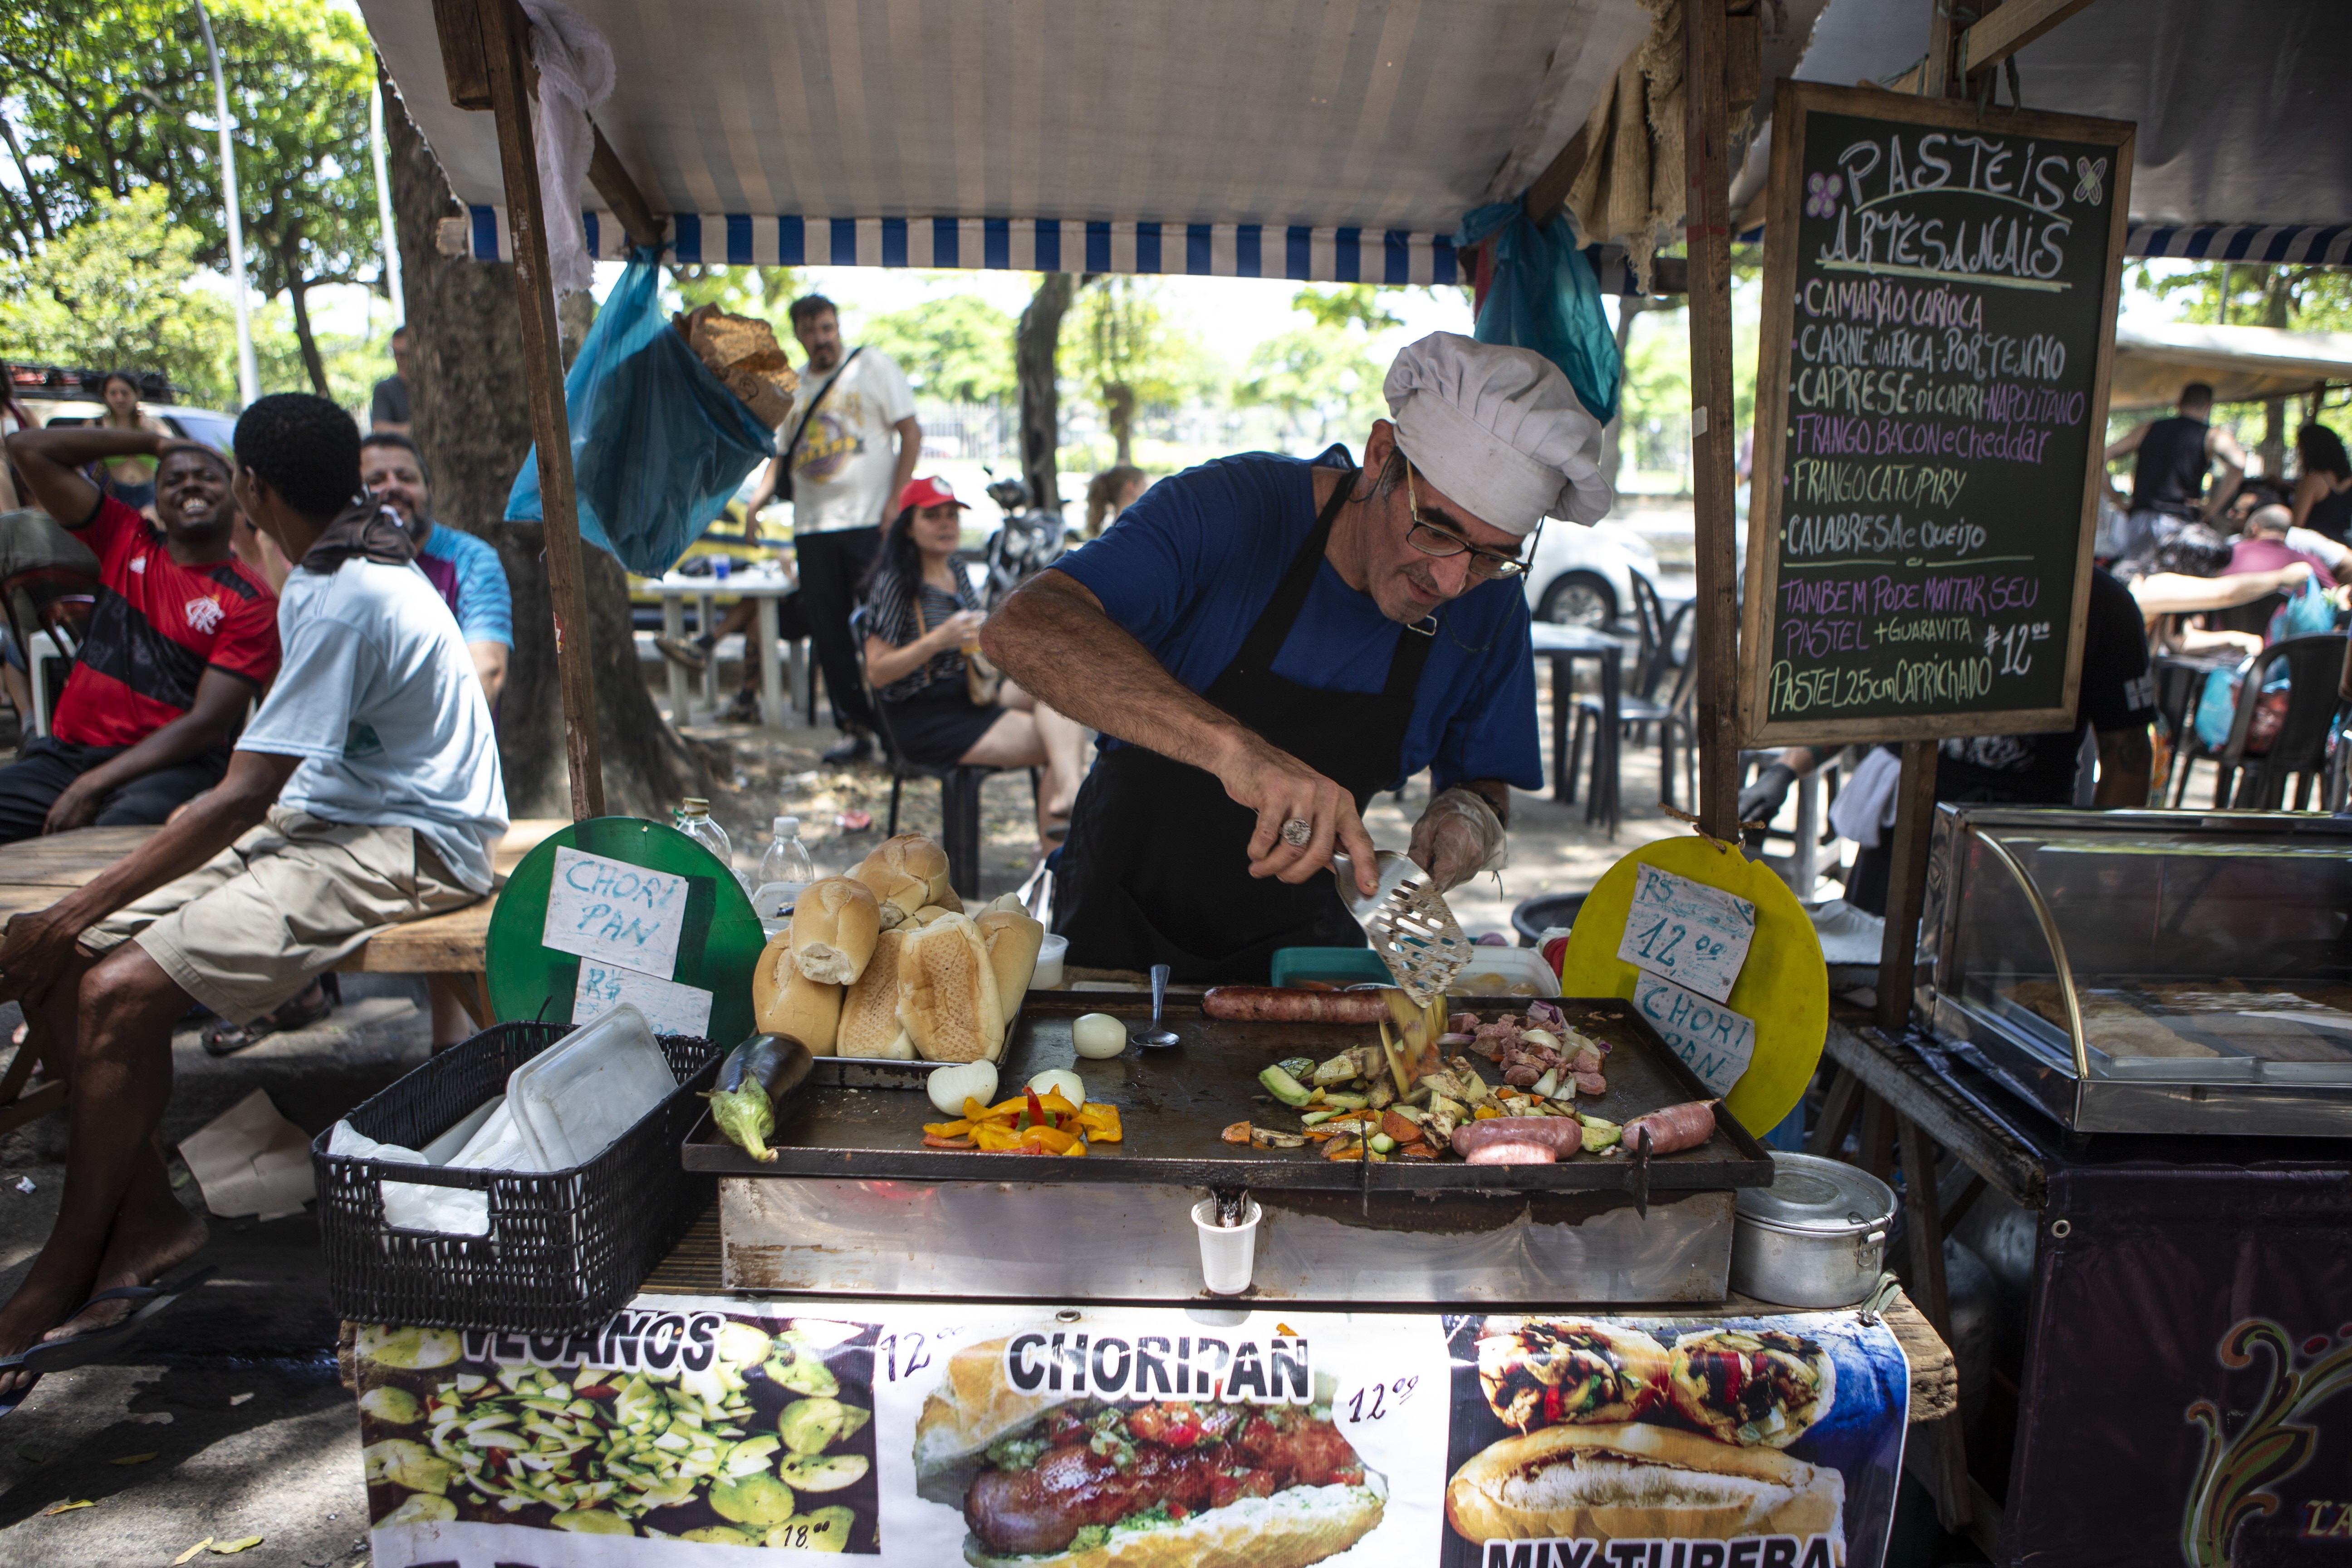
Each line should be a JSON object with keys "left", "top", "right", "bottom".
{"left": 0, "top": 819, "right": 565, "bottom": 1136}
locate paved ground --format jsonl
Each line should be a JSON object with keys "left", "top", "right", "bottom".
{"left": 0, "top": 647, "right": 1710, "bottom": 1566}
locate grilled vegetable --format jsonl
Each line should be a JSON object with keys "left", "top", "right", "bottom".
{"left": 1258, "top": 1065, "right": 1315, "bottom": 1107}
{"left": 706, "top": 1035, "right": 815, "bottom": 1162}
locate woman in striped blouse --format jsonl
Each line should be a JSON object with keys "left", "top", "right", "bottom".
{"left": 858, "top": 478, "right": 1087, "bottom": 848}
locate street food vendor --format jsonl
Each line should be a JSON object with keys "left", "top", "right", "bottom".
{"left": 983, "top": 333, "right": 1609, "bottom": 980}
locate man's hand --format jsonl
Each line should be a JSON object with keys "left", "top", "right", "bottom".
{"left": 1408, "top": 785, "right": 1508, "bottom": 894}
{"left": 42, "top": 781, "right": 103, "bottom": 835}
{"left": 1224, "top": 735, "right": 1377, "bottom": 893}
{"left": 0, "top": 905, "right": 87, "bottom": 1010}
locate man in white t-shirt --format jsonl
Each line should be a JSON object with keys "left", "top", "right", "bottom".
{"left": 0, "top": 394, "right": 506, "bottom": 1400}
{"left": 693, "top": 295, "right": 918, "bottom": 757}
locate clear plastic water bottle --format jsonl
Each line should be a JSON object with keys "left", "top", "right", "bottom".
{"left": 675, "top": 798, "right": 745, "bottom": 891}
{"left": 752, "top": 816, "right": 815, "bottom": 921}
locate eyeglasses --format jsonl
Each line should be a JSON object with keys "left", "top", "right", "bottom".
{"left": 1402, "top": 461, "right": 1527, "bottom": 579}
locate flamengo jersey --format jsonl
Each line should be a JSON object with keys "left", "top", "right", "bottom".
{"left": 50, "top": 495, "right": 280, "bottom": 749}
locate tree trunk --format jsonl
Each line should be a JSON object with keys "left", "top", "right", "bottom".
{"left": 383, "top": 74, "right": 709, "bottom": 819}
{"left": 1103, "top": 382, "right": 1136, "bottom": 467}
{"left": 2259, "top": 272, "right": 2293, "bottom": 481}
{"left": 287, "top": 267, "right": 330, "bottom": 396}
{"left": 1017, "top": 273, "right": 1073, "bottom": 512}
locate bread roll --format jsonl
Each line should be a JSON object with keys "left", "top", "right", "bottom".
{"left": 853, "top": 833, "right": 954, "bottom": 927}
{"left": 913, "top": 904, "right": 954, "bottom": 926}
{"left": 975, "top": 909, "right": 1045, "bottom": 1028}
{"left": 896, "top": 913, "right": 1004, "bottom": 1063}
{"left": 838, "top": 929, "right": 916, "bottom": 1058}
{"left": 1443, "top": 1422, "right": 1844, "bottom": 1546}
{"left": 752, "top": 931, "right": 843, "bottom": 1053}
{"left": 791, "top": 876, "right": 880, "bottom": 985}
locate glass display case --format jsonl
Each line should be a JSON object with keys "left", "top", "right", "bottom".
{"left": 1921, "top": 806, "right": 2352, "bottom": 1136}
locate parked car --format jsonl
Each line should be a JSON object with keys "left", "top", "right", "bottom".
{"left": 18, "top": 397, "right": 242, "bottom": 451}
{"left": 1522, "top": 517, "right": 1660, "bottom": 629}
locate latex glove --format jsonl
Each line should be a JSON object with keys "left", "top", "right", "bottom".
{"left": 1409, "top": 787, "right": 1507, "bottom": 895}
{"left": 1738, "top": 762, "right": 1800, "bottom": 828}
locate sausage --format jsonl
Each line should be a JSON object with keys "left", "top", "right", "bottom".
{"left": 1451, "top": 1117, "right": 1583, "bottom": 1164}
{"left": 1622, "top": 1100, "right": 1717, "bottom": 1156}
{"left": 1200, "top": 986, "right": 1392, "bottom": 1024}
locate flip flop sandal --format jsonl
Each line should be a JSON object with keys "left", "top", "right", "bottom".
{"left": 0, "top": 1265, "right": 216, "bottom": 1411}
{"left": 202, "top": 977, "right": 335, "bottom": 1057}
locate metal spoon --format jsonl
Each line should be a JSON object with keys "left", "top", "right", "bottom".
{"left": 1132, "top": 964, "right": 1180, "bottom": 1049}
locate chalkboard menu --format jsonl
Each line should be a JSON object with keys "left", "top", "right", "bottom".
{"left": 1741, "top": 83, "right": 2136, "bottom": 745}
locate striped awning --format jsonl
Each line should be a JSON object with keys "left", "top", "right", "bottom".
{"left": 2124, "top": 225, "right": 2352, "bottom": 268}
{"left": 369, "top": 0, "right": 1656, "bottom": 280}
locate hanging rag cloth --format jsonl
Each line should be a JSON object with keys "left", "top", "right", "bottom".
{"left": 519, "top": 0, "right": 616, "bottom": 297}
{"left": 1829, "top": 746, "right": 1904, "bottom": 850}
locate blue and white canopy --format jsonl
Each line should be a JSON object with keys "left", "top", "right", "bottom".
{"left": 366, "top": 0, "right": 1655, "bottom": 280}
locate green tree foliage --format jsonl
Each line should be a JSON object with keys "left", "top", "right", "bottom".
{"left": 671, "top": 265, "right": 808, "bottom": 326}
{"left": 1235, "top": 285, "right": 1399, "bottom": 448}
{"left": 1069, "top": 278, "right": 1220, "bottom": 464}
{"left": 2130, "top": 260, "right": 2352, "bottom": 333}
{"left": 0, "top": 0, "right": 378, "bottom": 394}
{"left": 856, "top": 294, "right": 1017, "bottom": 402}
{"left": 1291, "top": 284, "right": 1404, "bottom": 334}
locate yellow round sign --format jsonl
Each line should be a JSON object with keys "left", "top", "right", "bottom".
{"left": 1556, "top": 835, "right": 1825, "bottom": 1135}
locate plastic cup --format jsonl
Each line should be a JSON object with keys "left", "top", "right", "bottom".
{"left": 1191, "top": 1196, "right": 1262, "bottom": 1295}
{"left": 1033, "top": 933, "right": 1068, "bottom": 990}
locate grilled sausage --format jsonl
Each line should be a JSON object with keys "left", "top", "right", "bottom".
{"left": 1622, "top": 1100, "right": 1717, "bottom": 1155}
{"left": 1200, "top": 986, "right": 1392, "bottom": 1024}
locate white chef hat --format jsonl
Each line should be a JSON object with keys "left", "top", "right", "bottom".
{"left": 1383, "top": 333, "right": 1612, "bottom": 533}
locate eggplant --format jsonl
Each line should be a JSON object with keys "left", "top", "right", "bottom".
{"left": 707, "top": 1034, "right": 815, "bottom": 1162}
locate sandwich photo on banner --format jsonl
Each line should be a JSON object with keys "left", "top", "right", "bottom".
{"left": 1439, "top": 1314, "right": 1912, "bottom": 1568}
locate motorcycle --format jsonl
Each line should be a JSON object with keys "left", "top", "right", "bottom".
{"left": 973, "top": 470, "right": 1072, "bottom": 610}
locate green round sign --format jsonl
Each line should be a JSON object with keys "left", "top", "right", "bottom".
{"left": 485, "top": 816, "right": 764, "bottom": 1046}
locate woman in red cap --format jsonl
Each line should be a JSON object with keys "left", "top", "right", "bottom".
{"left": 857, "top": 477, "right": 1087, "bottom": 848}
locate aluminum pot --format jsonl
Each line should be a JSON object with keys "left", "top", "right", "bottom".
{"left": 1730, "top": 1152, "right": 1896, "bottom": 1308}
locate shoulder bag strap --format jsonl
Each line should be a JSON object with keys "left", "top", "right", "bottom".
{"left": 780, "top": 345, "right": 865, "bottom": 469}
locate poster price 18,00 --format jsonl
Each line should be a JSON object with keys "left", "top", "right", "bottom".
{"left": 1741, "top": 81, "right": 2135, "bottom": 746}
{"left": 351, "top": 1296, "right": 1912, "bottom": 1568}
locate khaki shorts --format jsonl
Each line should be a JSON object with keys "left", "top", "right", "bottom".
{"left": 80, "top": 806, "right": 483, "bottom": 1024}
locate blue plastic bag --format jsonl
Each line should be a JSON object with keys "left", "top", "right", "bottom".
{"left": 506, "top": 246, "right": 777, "bottom": 575}
{"left": 1452, "top": 203, "right": 1622, "bottom": 425}
{"left": 2267, "top": 573, "right": 2337, "bottom": 643}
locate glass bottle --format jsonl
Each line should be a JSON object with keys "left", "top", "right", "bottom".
{"left": 752, "top": 816, "right": 816, "bottom": 921}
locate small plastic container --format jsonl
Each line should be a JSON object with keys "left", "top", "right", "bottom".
{"left": 1269, "top": 946, "right": 1390, "bottom": 989}
{"left": 1033, "top": 933, "right": 1068, "bottom": 989}
{"left": 506, "top": 1004, "right": 678, "bottom": 1170}
{"left": 1192, "top": 1196, "right": 1263, "bottom": 1295}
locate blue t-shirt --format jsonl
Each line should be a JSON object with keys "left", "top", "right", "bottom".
{"left": 415, "top": 522, "right": 514, "bottom": 648}
{"left": 1055, "top": 451, "right": 1543, "bottom": 794}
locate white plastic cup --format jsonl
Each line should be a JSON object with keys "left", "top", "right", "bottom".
{"left": 1033, "top": 933, "right": 1068, "bottom": 990}
{"left": 1191, "top": 1197, "right": 1262, "bottom": 1295}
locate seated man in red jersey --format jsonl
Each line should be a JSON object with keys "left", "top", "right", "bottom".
{"left": 0, "top": 425, "right": 279, "bottom": 840}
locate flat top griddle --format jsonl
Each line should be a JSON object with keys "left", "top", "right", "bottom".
{"left": 684, "top": 994, "right": 1772, "bottom": 1194}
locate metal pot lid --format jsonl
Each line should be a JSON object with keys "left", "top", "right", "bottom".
{"left": 1736, "top": 1152, "right": 1896, "bottom": 1234}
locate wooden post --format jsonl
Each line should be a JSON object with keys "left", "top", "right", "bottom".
{"left": 475, "top": 0, "right": 605, "bottom": 818}
{"left": 1876, "top": 740, "right": 1940, "bottom": 1031}
{"left": 1683, "top": 0, "right": 1742, "bottom": 839}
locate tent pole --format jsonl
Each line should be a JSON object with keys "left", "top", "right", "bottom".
{"left": 1683, "top": 0, "right": 1742, "bottom": 841}
{"left": 474, "top": 0, "right": 606, "bottom": 818}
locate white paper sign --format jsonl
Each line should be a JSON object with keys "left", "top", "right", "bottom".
{"left": 573, "top": 959, "right": 714, "bottom": 1037}
{"left": 1616, "top": 863, "right": 1757, "bottom": 1002}
{"left": 543, "top": 847, "right": 693, "bottom": 975}
{"left": 1634, "top": 970, "right": 1758, "bottom": 1096}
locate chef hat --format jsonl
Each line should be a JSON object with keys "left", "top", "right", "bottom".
{"left": 1383, "top": 333, "right": 1612, "bottom": 532}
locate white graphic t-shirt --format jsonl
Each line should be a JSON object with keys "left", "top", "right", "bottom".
{"left": 785, "top": 348, "right": 916, "bottom": 535}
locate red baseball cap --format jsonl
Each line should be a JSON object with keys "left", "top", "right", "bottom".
{"left": 897, "top": 476, "right": 969, "bottom": 512}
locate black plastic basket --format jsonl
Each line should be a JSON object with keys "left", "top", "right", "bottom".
{"left": 313, "top": 1021, "right": 721, "bottom": 1335}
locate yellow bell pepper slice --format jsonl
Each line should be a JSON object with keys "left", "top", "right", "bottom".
{"left": 1035, "top": 1091, "right": 1081, "bottom": 1117}
{"left": 922, "top": 1117, "right": 977, "bottom": 1138}
{"left": 1076, "top": 1103, "right": 1124, "bottom": 1142}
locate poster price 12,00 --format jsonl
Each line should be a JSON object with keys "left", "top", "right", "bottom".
{"left": 351, "top": 1295, "right": 1912, "bottom": 1568}
{"left": 1740, "top": 81, "right": 2135, "bottom": 746}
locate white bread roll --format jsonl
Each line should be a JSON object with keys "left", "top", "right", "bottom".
{"left": 975, "top": 909, "right": 1045, "bottom": 1028}
{"left": 1443, "top": 1422, "right": 1845, "bottom": 1546}
{"left": 896, "top": 913, "right": 1004, "bottom": 1063}
{"left": 752, "top": 931, "right": 843, "bottom": 1053}
{"left": 838, "top": 929, "right": 916, "bottom": 1058}
{"left": 853, "top": 833, "right": 954, "bottom": 927}
{"left": 791, "top": 876, "right": 880, "bottom": 985}
{"left": 913, "top": 904, "right": 954, "bottom": 926}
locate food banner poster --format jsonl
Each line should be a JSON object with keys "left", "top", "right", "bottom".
{"left": 354, "top": 1298, "right": 1911, "bottom": 1568}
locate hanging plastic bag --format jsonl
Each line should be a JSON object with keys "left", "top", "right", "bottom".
{"left": 506, "top": 246, "right": 777, "bottom": 575}
{"left": 1453, "top": 203, "right": 1622, "bottom": 426}
{"left": 2194, "top": 655, "right": 2292, "bottom": 755}
{"left": 2265, "top": 573, "right": 2337, "bottom": 644}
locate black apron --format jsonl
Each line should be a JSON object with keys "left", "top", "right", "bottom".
{"left": 1054, "top": 472, "right": 1435, "bottom": 983}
